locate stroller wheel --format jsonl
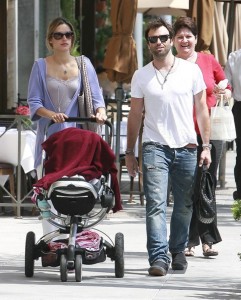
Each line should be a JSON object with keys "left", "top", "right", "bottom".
{"left": 114, "top": 232, "right": 124, "bottom": 278}
{"left": 60, "top": 254, "right": 68, "bottom": 282}
{"left": 75, "top": 254, "right": 82, "bottom": 282}
{"left": 25, "top": 231, "right": 35, "bottom": 277}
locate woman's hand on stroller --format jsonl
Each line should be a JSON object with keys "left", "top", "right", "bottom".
{"left": 51, "top": 113, "right": 68, "bottom": 123}
{"left": 94, "top": 107, "right": 107, "bottom": 124}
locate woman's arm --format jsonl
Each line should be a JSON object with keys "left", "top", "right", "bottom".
{"left": 211, "top": 55, "right": 232, "bottom": 101}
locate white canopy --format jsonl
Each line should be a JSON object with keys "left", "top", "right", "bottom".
{"left": 137, "top": 0, "right": 189, "bottom": 16}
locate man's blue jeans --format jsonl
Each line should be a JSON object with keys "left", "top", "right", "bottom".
{"left": 142, "top": 142, "right": 197, "bottom": 265}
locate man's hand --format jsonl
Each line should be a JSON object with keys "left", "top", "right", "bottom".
{"left": 199, "top": 148, "right": 212, "bottom": 168}
{"left": 125, "top": 154, "right": 139, "bottom": 177}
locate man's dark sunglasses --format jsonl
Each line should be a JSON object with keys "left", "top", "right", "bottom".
{"left": 52, "top": 31, "right": 74, "bottom": 40}
{"left": 148, "top": 35, "right": 170, "bottom": 44}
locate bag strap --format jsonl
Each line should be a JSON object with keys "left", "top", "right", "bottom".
{"left": 75, "top": 56, "right": 84, "bottom": 91}
{"left": 75, "top": 56, "right": 100, "bottom": 134}
{"left": 75, "top": 55, "right": 94, "bottom": 115}
{"left": 220, "top": 95, "right": 224, "bottom": 107}
{"left": 80, "top": 56, "right": 94, "bottom": 116}
{"left": 202, "top": 164, "right": 208, "bottom": 172}
{"left": 212, "top": 95, "right": 224, "bottom": 119}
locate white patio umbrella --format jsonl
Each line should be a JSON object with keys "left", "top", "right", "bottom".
{"left": 137, "top": 0, "right": 189, "bottom": 16}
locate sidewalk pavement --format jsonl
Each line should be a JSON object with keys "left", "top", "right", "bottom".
{"left": 0, "top": 150, "right": 241, "bottom": 300}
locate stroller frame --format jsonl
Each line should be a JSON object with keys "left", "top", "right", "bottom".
{"left": 25, "top": 118, "right": 124, "bottom": 282}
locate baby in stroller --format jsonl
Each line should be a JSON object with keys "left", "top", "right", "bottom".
{"left": 25, "top": 119, "right": 124, "bottom": 282}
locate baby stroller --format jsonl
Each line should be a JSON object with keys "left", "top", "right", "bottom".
{"left": 24, "top": 117, "right": 124, "bottom": 282}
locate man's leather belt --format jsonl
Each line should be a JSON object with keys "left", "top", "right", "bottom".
{"left": 185, "top": 143, "right": 197, "bottom": 149}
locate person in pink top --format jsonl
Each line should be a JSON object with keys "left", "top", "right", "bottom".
{"left": 173, "top": 16, "right": 232, "bottom": 257}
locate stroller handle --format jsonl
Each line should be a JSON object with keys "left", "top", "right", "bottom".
{"left": 66, "top": 117, "right": 112, "bottom": 129}
{"left": 47, "top": 117, "right": 113, "bottom": 147}
{"left": 48, "top": 117, "right": 112, "bottom": 129}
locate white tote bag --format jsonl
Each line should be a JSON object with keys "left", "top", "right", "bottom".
{"left": 210, "top": 96, "right": 236, "bottom": 141}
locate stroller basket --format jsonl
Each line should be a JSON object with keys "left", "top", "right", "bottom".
{"left": 48, "top": 177, "right": 101, "bottom": 216}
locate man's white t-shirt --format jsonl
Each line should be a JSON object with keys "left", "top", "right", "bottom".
{"left": 131, "top": 57, "right": 206, "bottom": 148}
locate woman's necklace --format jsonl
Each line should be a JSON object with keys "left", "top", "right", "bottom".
{"left": 154, "top": 57, "right": 176, "bottom": 89}
{"left": 57, "top": 84, "right": 65, "bottom": 112}
{"left": 53, "top": 56, "right": 70, "bottom": 75}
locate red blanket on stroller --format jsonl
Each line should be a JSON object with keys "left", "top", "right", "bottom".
{"left": 34, "top": 127, "right": 122, "bottom": 212}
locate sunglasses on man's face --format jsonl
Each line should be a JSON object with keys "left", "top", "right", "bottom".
{"left": 52, "top": 31, "right": 74, "bottom": 40}
{"left": 148, "top": 35, "right": 170, "bottom": 44}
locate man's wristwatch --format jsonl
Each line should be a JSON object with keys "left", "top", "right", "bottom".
{"left": 125, "top": 149, "right": 134, "bottom": 155}
{"left": 202, "top": 143, "right": 212, "bottom": 151}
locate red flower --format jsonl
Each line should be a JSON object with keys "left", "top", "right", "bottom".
{"left": 15, "top": 105, "right": 30, "bottom": 116}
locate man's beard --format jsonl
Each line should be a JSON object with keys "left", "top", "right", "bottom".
{"left": 150, "top": 45, "right": 171, "bottom": 60}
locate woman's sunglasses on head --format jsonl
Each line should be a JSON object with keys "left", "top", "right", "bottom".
{"left": 148, "top": 35, "right": 170, "bottom": 44}
{"left": 52, "top": 31, "right": 74, "bottom": 40}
